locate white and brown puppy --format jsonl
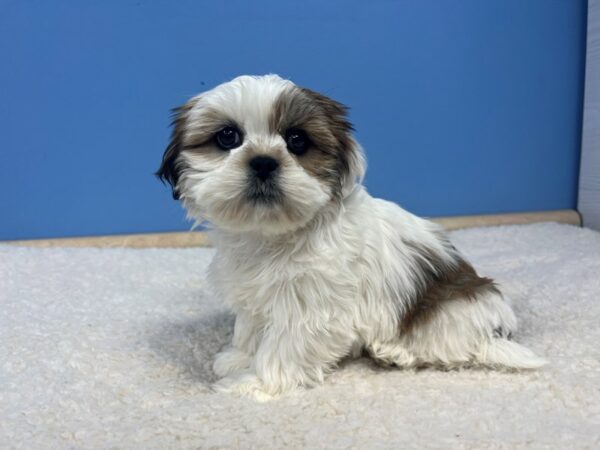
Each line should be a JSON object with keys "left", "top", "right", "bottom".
{"left": 157, "top": 74, "right": 546, "bottom": 399}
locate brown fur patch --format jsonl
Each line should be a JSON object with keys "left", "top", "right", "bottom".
{"left": 181, "top": 107, "right": 238, "bottom": 150}
{"left": 270, "top": 86, "right": 355, "bottom": 198}
{"left": 400, "top": 240, "right": 500, "bottom": 334}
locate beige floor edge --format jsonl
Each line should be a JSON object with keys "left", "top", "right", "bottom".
{"left": 3, "top": 209, "right": 581, "bottom": 248}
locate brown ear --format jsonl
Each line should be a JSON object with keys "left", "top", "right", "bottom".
{"left": 155, "top": 100, "right": 195, "bottom": 199}
{"left": 299, "top": 88, "right": 365, "bottom": 195}
{"left": 343, "top": 136, "right": 366, "bottom": 195}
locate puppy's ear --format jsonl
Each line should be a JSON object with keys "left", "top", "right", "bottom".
{"left": 342, "top": 136, "right": 366, "bottom": 196}
{"left": 155, "top": 100, "right": 196, "bottom": 199}
{"left": 300, "top": 88, "right": 366, "bottom": 196}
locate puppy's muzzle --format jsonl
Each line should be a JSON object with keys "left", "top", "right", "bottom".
{"left": 249, "top": 155, "right": 279, "bottom": 182}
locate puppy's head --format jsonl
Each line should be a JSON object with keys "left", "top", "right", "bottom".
{"left": 156, "top": 75, "right": 365, "bottom": 235}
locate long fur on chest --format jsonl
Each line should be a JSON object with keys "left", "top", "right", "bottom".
{"left": 208, "top": 188, "right": 496, "bottom": 339}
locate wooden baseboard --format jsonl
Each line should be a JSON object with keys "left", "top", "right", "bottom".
{"left": 4, "top": 231, "right": 211, "bottom": 248}
{"left": 3, "top": 209, "right": 580, "bottom": 248}
{"left": 431, "top": 209, "right": 580, "bottom": 232}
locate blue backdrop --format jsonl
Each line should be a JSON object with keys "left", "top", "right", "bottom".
{"left": 0, "top": 0, "right": 587, "bottom": 240}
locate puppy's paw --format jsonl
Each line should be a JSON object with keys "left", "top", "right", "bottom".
{"left": 213, "top": 371, "right": 275, "bottom": 402}
{"left": 367, "top": 340, "right": 417, "bottom": 368}
{"left": 212, "top": 348, "right": 252, "bottom": 378}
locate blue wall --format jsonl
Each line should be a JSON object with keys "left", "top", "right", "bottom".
{"left": 0, "top": 0, "right": 587, "bottom": 240}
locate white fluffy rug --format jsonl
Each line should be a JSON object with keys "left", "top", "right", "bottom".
{"left": 2, "top": 223, "right": 600, "bottom": 449}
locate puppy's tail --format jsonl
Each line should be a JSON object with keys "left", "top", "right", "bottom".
{"left": 476, "top": 339, "right": 547, "bottom": 369}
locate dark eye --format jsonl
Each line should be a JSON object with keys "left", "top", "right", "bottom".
{"left": 215, "top": 126, "right": 242, "bottom": 150}
{"left": 285, "top": 128, "right": 310, "bottom": 155}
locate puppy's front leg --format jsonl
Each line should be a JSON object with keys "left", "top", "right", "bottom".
{"left": 216, "top": 321, "right": 351, "bottom": 399}
{"left": 212, "top": 310, "right": 260, "bottom": 378}
{"left": 254, "top": 327, "right": 332, "bottom": 395}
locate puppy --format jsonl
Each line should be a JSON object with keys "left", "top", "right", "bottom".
{"left": 157, "top": 75, "right": 546, "bottom": 399}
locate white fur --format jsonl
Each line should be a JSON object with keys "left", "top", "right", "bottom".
{"left": 179, "top": 76, "right": 332, "bottom": 235}
{"left": 171, "top": 75, "right": 546, "bottom": 399}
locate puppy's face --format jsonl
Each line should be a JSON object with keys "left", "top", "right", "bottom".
{"left": 157, "top": 75, "right": 364, "bottom": 235}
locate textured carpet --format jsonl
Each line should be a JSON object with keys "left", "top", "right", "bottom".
{"left": 1, "top": 223, "right": 599, "bottom": 449}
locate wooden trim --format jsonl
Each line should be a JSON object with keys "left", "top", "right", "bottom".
{"left": 2, "top": 209, "right": 580, "bottom": 248}
{"left": 4, "top": 231, "right": 211, "bottom": 248}
{"left": 431, "top": 209, "right": 581, "bottom": 231}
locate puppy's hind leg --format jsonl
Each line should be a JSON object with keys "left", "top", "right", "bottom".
{"left": 462, "top": 293, "right": 547, "bottom": 369}
{"left": 475, "top": 336, "right": 548, "bottom": 370}
{"left": 401, "top": 292, "right": 547, "bottom": 370}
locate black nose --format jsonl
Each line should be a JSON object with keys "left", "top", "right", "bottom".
{"left": 249, "top": 155, "right": 279, "bottom": 181}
